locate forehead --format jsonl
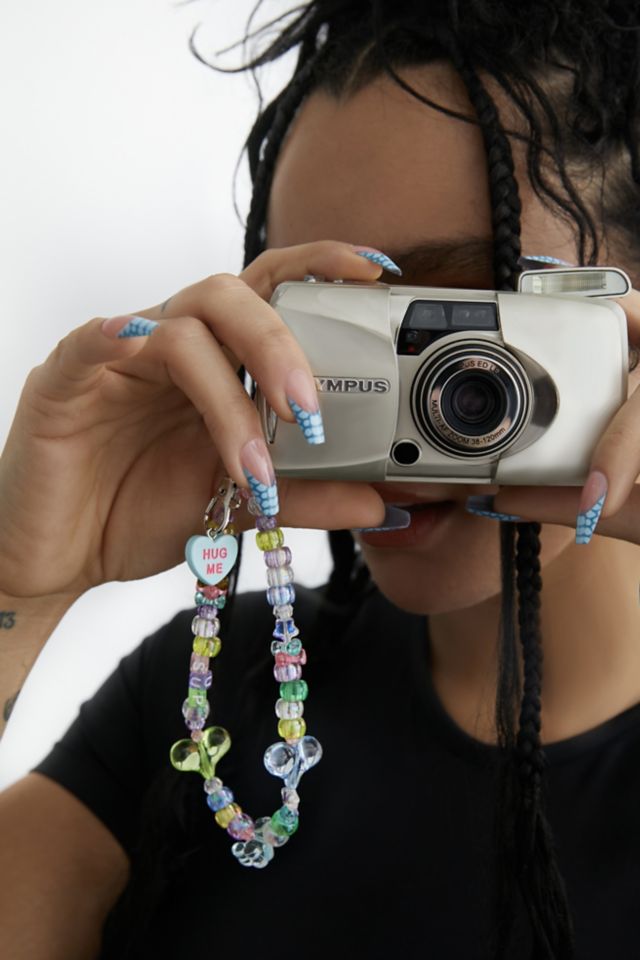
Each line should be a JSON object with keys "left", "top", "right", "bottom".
{"left": 267, "top": 63, "right": 494, "bottom": 272}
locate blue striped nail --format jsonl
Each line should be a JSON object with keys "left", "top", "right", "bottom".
{"left": 243, "top": 470, "right": 279, "bottom": 516}
{"left": 465, "top": 496, "right": 523, "bottom": 522}
{"left": 288, "top": 398, "right": 325, "bottom": 445}
{"left": 354, "top": 249, "right": 403, "bottom": 276}
{"left": 576, "top": 470, "right": 608, "bottom": 545}
{"left": 116, "top": 316, "right": 159, "bottom": 338}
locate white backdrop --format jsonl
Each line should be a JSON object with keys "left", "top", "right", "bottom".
{"left": 0, "top": 0, "right": 332, "bottom": 787}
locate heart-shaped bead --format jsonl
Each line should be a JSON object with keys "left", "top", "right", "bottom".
{"left": 263, "top": 735, "right": 322, "bottom": 788}
{"left": 170, "top": 725, "right": 231, "bottom": 779}
{"left": 185, "top": 535, "right": 238, "bottom": 586}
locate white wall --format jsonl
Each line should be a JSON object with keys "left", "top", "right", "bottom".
{"left": 0, "top": 0, "right": 332, "bottom": 786}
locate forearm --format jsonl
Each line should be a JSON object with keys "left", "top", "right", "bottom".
{"left": 0, "top": 592, "right": 81, "bottom": 740}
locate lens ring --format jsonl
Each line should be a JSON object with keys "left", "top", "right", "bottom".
{"left": 411, "top": 343, "right": 530, "bottom": 458}
{"left": 443, "top": 371, "right": 507, "bottom": 434}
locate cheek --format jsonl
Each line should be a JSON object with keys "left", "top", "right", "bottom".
{"left": 359, "top": 511, "right": 575, "bottom": 616}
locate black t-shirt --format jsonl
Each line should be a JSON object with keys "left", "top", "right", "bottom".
{"left": 32, "top": 582, "right": 640, "bottom": 958}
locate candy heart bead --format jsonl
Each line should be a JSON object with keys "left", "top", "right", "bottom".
{"left": 185, "top": 535, "right": 238, "bottom": 585}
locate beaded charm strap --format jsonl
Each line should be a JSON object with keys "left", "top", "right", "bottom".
{"left": 169, "top": 479, "right": 322, "bottom": 868}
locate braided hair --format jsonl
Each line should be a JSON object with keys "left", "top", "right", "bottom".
{"left": 102, "top": 3, "right": 640, "bottom": 957}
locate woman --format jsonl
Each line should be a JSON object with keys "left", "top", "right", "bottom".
{"left": 1, "top": 1, "right": 640, "bottom": 957}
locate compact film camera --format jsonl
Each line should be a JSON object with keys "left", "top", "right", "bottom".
{"left": 255, "top": 266, "right": 631, "bottom": 485}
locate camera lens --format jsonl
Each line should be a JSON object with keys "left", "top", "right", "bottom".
{"left": 444, "top": 374, "right": 505, "bottom": 433}
{"left": 411, "top": 345, "right": 529, "bottom": 458}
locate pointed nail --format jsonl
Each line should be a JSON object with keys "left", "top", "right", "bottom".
{"left": 101, "top": 315, "right": 159, "bottom": 338}
{"left": 576, "top": 470, "right": 608, "bottom": 544}
{"left": 465, "top": 495, "right": 523, "bottom": 522}
{"left": 353, "top": 506, "right": 411, "bottom": 532}
{"left": 353, "top": 247, "right": 403, "bottom": 276}
{"left": 240, "top": 438, "right": 279, "bottom": 515}
{"left": 284, "top": 369, "right": 325, "bottom": 444}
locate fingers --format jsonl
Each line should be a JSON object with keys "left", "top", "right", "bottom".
{"left": 465, "top": 481, "right": 640, "bottom": 547}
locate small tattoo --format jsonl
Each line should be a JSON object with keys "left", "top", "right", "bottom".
{"left": 3, "top": 689, "right": 21, "bottom": 723}
{"left": 0, "top": 611, "right": 16, "bottom": 629}
{"left": 160, "top": 297, "right": 173, "bottom": 314}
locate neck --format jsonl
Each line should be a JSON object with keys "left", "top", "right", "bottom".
{"left": 428, "top": 532, "right": 640, "bottom": 745}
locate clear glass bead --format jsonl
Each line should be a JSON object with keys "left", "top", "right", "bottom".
{"left": 227, "top": 813, "right": 255, "bottom": 842}
{"left": 204, "top": 777, "right": 223, "bottom": 795}
{"left": 266, "top": 584, "right": 295, "bottom": 606}
{"left": 189, "top": 670, "right": 213, "bottom": 689}
{"left": 255, "top": 815, "right": 289, "bottom": 848}
{"left": 275, "top": 698, "right": 304, "bottom": 719}
{"left": 196, "top": 605, "right": 219, "bottom": 620}
{"left": 281, "top": 787, "right": 300, "bottom": 809}
{"left": 264, "top": 547, "right": 292, "bottom": 568}
{"left": 273, "top": 603, "right": 294, "bottom": 619}
{"left": 266, "top": 565, "right": 294, "bottom": 587}
{"left": 182, "top": 699, "right": 210, "bottom": 722}
{"left": 270, "top": 640, "right": 285, "bottom": 655}
{"left": 273, "top": 663, "right": 302, "bottom": 682}
{"left": 191, "top": 615, "right": 220, "bottom": 638}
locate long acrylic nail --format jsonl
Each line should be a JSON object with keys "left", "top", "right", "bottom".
{"left": 465, "top": 495, "right": 523, "bottom": 522}
{"left": 352, "top": 247, "right": 403, "bottom": 276}
{"left": 576, "top": 470, "right": 608, "bottom": 544}
{"left": 353, "top": 506, "right": 411, "bottom": 532}
{"left": 240, "top": 438, "right": 279, "bottom": 516}
{"left": 285, "top": 369, "right": 325, "bottom": 445}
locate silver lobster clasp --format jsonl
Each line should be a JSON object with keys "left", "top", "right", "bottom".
{"left": 203, "top": 478, "right": 242, "bottom": 540}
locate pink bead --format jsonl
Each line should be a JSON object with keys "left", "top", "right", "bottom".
{"left": 274, "top": 650, "right": 307, "bottom": 666}
{"left": 227, "top": 813, "right": 256, "bottom": 841}
{"left": 198, "top": 584, "right": 228, "bottom": 600}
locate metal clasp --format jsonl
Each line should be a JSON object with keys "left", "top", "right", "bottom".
{"left": 204, "top": 478, "right": 241, "bottom": 540}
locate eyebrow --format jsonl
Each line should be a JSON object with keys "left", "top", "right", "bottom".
{"left": 383, "top": 237, "right": 495, "bottom": 282}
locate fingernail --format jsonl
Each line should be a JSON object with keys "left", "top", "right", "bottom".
{"left": 465, "top": 495, "right": 523, "bottom": 522}
{"left": 518, "top": 254, "right": 575, "bottom": 269}
{"left": 101, "top": 315, "right": 159, "bottom": 338}
{"left": 240, "top": 438, "right": 279, "bottom": 515}
{"left": 576, "top": 470, "right": 608, "bottom": 544}
{"left": 353, "top": 506, "right": 411, "bottom": 532}
{"left": 285, "top": 369, "right": 325, "bottom": 445}
{"left": 352, "top": 247, "right": 403, "bottom": 276}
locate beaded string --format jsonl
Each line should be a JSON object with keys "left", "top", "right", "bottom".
{"left": 169, "top": 480, "right": 322, "bottom": 868}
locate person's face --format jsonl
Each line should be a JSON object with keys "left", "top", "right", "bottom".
{"left": 266, "top": 61, "right": 588, "bottom": 615}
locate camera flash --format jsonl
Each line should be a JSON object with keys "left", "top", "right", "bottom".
{"left": 518, "top": 266, "right": 630, "bottom": 298}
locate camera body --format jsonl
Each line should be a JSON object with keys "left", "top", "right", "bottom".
{"left": 255, "top": 270, "right": 630, "bottom": 485}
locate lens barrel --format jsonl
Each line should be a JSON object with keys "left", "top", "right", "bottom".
{"left": 411, "top": 344, "right": 530, "bottom": 457}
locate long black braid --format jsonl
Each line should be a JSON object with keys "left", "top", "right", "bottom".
{"left": 101, "top": 3, "right": 640, "bottom": 956}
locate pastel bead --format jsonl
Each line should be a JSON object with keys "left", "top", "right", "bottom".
{"left": 266, "top": 584, "right": 295, "bottom": 606}
{"left": 274, "top": 663, "right": 302, "bottom": 682}
{"left": 194, "top": 594, "right": 216, "bottom": 606}
{"left": 280, "top": 679, "right": 308, "bottom": 701}
{"left": 189, "top": 670, "right": 212, "bottom": 690}
{"left": 281, "top": 787, "right": 300, "bottom": 809}
{"left": 186, "top": 713, "right": 207, "bottom": 732}
{"left": 255, "top": 815, "right": 289, "bottom": 848}
{"left": 266, "top": 565, "right": 294, "bottom": 587}
{"left": 273, "top": 618, "right": 299, "bottom": 640}
{"left": 275, "top": 699, "right": 304, "bottom": 719}
{"left": 284, "top": 638, "right": 302, "bottom": 655}
{"left": 270, "top": 805, "right": 299, "bottom": 837}
{"left": 196, "top": 605, "right": 219, "bottom": 620}
{"left": 256, "top": 515, "right": 278, "bottom": 531}
{"left": 274, "top": 649, "right": 307, "bottom": 667}
{"left": 207, "top": 786, "right": 234, "bottom": 811}
{"left": 197, "top": 577, "right": 229, "bottom": 595}
{"left": 278, "top": 717, "right": 307, "bottom": 740}
{"left": 213, "top": 596, "right": 226, "bottom": 609}
{"left": 193, "top": 636, "right": 221, "bottom": 658}
{"left": 273, "top": 603, "right": 294, "bottom": 619}
{"left": 191, "top": 616, "right": 220, "bottom": 638}
{"left": 215, "top": 802, "right": 241, "bottom": 828}
{"left": 264, "top": 547, "right": 292, "bottom": 568}
{"left": 187, "top": 687, "right": 208, "bottom": 707}
{"left": 227, "top": 813, "right": 256, "bottom": 842}
{"left": 256, "top": 529, "right": 284, "bottom": 551}
{"left": 190, "top": 653, "right": 209, "bottom": 674}
{"left": 204, "top": 776, "right": 223, "bottom": 794}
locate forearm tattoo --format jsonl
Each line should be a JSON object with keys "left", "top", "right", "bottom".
{"left": 3, "top": 689, "right": 20, "bottom": 724}
{"left": 0, "top": 611, "right": 16, "bottom": 629}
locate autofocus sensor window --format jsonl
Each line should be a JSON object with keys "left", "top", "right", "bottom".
{"left": 451, "top": 303, "right": 498, "bottom": 328}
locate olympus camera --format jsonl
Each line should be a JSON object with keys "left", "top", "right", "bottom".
{"left": 255, "top": 267, "right": 631, "bottom": 485}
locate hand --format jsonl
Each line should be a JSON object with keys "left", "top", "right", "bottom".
{"left": 0, "top": 241, "right": 398, "bottom": 599}
{"left": 465, "top": 288, "right": 640, "bottom": 546}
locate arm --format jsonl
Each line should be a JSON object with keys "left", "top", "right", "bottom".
{"left": 0, "top": 591, "right": 80, "bottom": 740}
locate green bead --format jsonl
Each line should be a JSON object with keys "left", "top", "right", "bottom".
{"left": 256, "top": 528, "right": 284, "bottom": 551}
{"left": 279, "top": 679, "right": 308, "bottom": 702}
{"left": 187, "top": 687, "right": 208, "bottom": 708}
{"left": 278, "top": 717, "right": 306, "bottom": 740}
{"left": 270, "top": 805, "right": 299, "bottom": 837}
{"left": 284, "top": 638, "right": 302, "bottom": 655}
